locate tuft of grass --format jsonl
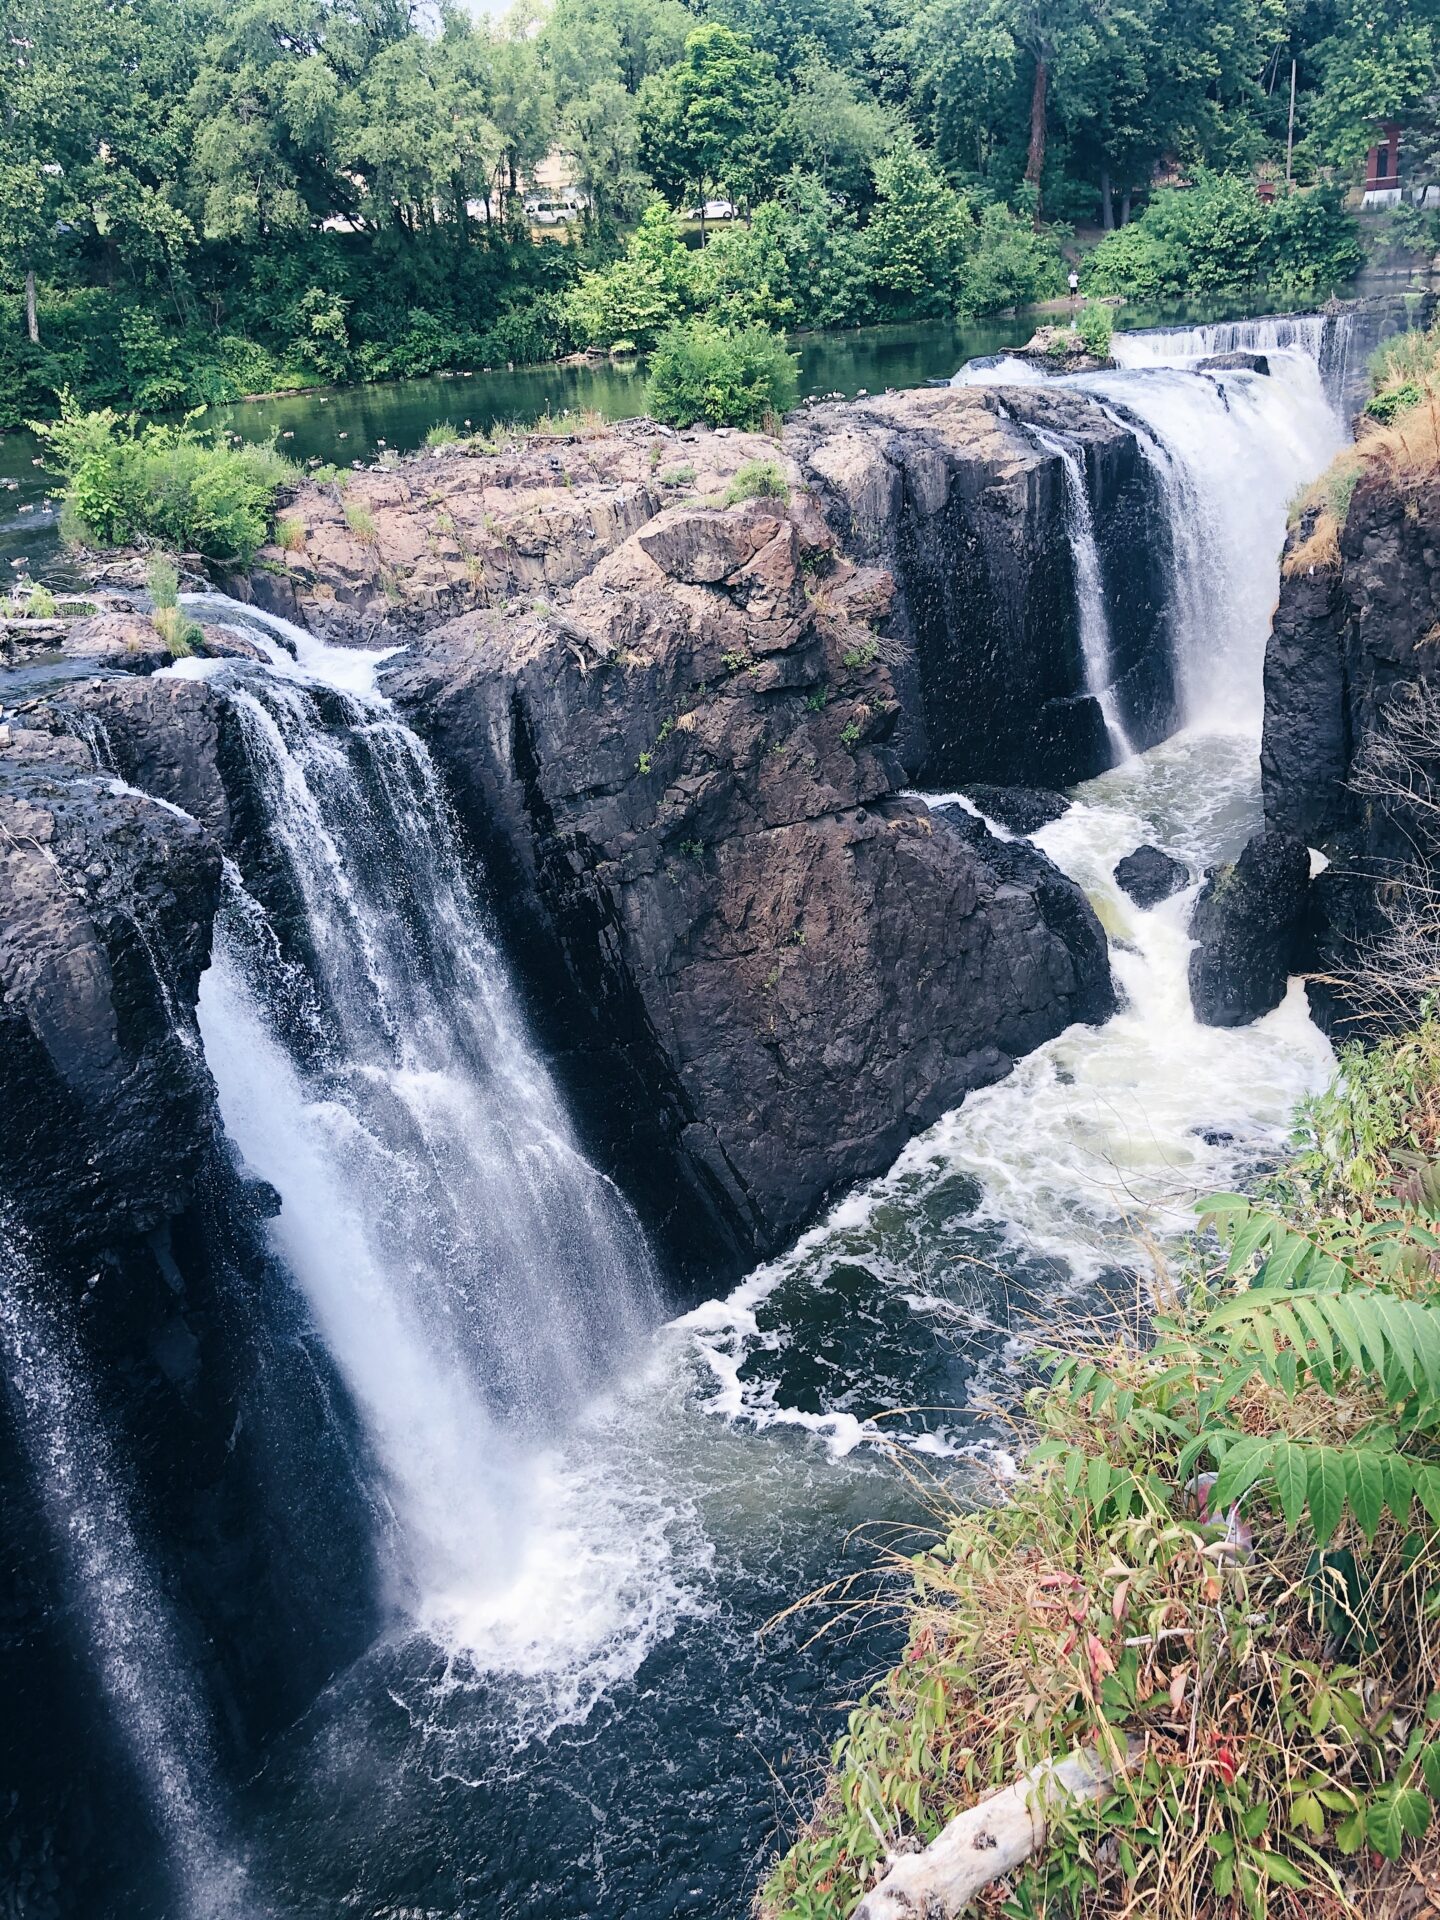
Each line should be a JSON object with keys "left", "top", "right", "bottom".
{"left": 343, "top": 500, "right": 378, "bottom": 543}
{"left": 722, "top": 459, "right": 790, "bottom": 508}
{"left": 150, "top": 601, "right": 203, "bottom": 657}
{"left": 275, "top": 515, "right": 305, "bottom": 552}
{"left": 424, "top": 420, "right": 461, "bottom": 448}
{"left": 1282, "top": 508, "right": 1341, "bottom": 576}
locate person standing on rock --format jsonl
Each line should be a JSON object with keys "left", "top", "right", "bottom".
{"left": 1068, "top": 268, "right": 1079, "bottom": 309}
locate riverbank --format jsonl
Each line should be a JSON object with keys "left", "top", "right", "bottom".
{"left": 763, "top": 1020, "right": 1440, "bottom": 1920}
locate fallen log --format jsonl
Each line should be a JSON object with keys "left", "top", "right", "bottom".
{"left": 853, "top": 1736, "right": 1143, "bottom": 1919}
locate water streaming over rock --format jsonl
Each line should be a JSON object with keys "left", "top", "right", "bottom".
{"left": 1018, "top": 421, "right": 1134, "bottom": 759}
{"left": 171, "top": 621, "right": 669, "bottom": 1678}
{"left": 10, "top": 307, "right": 1363, "bottom": 1917}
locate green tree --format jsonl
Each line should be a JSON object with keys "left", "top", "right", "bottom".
{"left": 779, "top": 57, "right": 895, "bottom": 206}
{"left": 638, "top": 25, "right": 785, "bottom": 215}
{"left": 864, "top": 137, "right": 973, "bottom": 316}
{"left": 562, "top": 194, "right": 694, "bottom": 345}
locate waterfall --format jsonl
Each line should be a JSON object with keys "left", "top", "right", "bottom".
{"left": 1018, "top": 421, "right": 1133, "bottom": 759}
{"left": 170, "top": 613, "right": 665, "bottom": 1677}
{"left": 1076, "top": 352, "right": 1343, "bottom": 724}
{"left": 0, "top": 1222, "right": 246, "bottom": 1920}
{"left": 1110, "top": 308, "right": 1359, "bottom": 418}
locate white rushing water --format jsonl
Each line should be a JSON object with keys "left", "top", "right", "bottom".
{"left": 167, "top": 606, "right": 689, "bottom": 1729}
{"left": 0, "top": 1224, "right": 246, "bottom": 1918}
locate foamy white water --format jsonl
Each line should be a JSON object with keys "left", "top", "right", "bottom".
{"left": 684, "top": 317, "right": 1344, "bottom": 1452}
{"left": 168, "top": 599, "right": 693, "bottom": 1736}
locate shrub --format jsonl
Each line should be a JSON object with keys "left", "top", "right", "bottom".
{"left": 32, "top": 396, "right": 293, "bottom": 563}
{"left": 1076, "top": 299, "right": 1113, "bottom": 357}
{"left": 424, "top": 421, "right": 461, "bottom": 448}
{"left": 646, "top": 320, "right": 797, "bottom": 430}
{"left": 721, "top": 458, "right": 789, "bottom": 506}
{"left": 1085, "top": 173, "right": 1359, "bottom": 302}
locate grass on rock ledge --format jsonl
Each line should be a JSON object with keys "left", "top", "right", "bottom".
{"left": 1287, "top": 324, "right": 1440, "bottom": 580}
{"left": 762, "top": 1020, "right": 1440, "bottom": 1920}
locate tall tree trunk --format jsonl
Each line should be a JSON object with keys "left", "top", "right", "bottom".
{"left": 24, "top": 269, "right": 39, "bottom": 345}
{"left": 1120, "top": 187, "right": 1132, "bottom": 225}
{"left": 1025, "top": 54, "right": 1048, "bottom": 219}
{"left": 1100, "top": 163, "right": 1114, "bottom": 231}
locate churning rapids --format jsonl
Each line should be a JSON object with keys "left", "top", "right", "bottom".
{"left": 5, "top": 312, "right": 1354, "bottom": 1919}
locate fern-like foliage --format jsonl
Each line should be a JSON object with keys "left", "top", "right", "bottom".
{"left": 1181, "top": 1193, "right": 1440, "bottom": 1547}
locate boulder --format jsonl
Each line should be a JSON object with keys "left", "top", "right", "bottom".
{"left": 57, "top": 609, "right": 170, "bottom": 674}
{"left": 385, "top": 496, "right": 1114, "bottom": 1271}
{"left": 1188, "top": 831, "right": 1310, "bottom": 1027}
{"left": 964, "top": 784, "right": 1070, "bottom": 835}
{"left": 1196, "top": 350, "right": 1271, "bottom": 375}
{"left": 1114, "top": 843, "right": 1190, "bottom": 907}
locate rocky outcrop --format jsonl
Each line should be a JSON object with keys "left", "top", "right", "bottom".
{"left": 234, "top": 421, "right": 789, "bottom": 641}
{"left": 965, "top": 784, "right": 1070, "bottom": 835}
{"left": 788, "top": 385, "right": 1176, "bottom": 787}
{"left": 1261, "top": 464, "right": 1440, "bottom": 1029}
{"left": 1115, "top": 844, "right": 1189, "bottom": 907}
{"left": 1188, "top": 831, "right": 1310, "bottom": 1027}
{"left": 0, "top": 713, "right": 377, "bottom": 1910}
{"left": 249, "top": 394, "right": 1180, "bottom": 792}
{"left": 384, "top": 497, "right": 1114, "bottom": 1269}
{"left": 1197, "top": 350, "right": 1270, "bottom": 375}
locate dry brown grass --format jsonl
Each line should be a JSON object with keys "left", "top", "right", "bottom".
{"left": 1283, "top": 508, "right": 1341, "bottom": 576}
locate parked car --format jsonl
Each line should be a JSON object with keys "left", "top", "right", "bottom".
{"left": 525, "top": 197, "right": 584, "bottom": 225}
{"left": 685, "top": 198, "right": 736, "bottom": 221}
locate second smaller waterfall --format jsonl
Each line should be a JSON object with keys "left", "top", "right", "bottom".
{"left": 1025, "top": 422, "right": 1133, "bottom": 760}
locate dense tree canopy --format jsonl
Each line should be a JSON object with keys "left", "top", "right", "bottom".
{"left": 0, "top": 0, "right": 1433, "bottom": 421}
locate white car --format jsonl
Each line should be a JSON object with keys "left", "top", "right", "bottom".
{"left": 686, "top": 199, "right": 736, "bottom": 221}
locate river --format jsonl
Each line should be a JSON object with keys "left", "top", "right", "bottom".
{"left": 4, "top": 309, "right": 1346, "bottom": 1918}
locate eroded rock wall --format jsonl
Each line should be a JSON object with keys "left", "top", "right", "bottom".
{"left": 384, "top": 498, "right": 1114, "bottom": 1271}
{"left": 0, "top": 716, "right": 377, "bottom": 1912}
{"left": 1261, "top": 467, "right": 1440, "bottom": 1029}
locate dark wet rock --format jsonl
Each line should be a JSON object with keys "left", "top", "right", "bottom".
{"left": 1114, "top": 843, "right": 1190, "bottom": 907}
{"left": 386, "top": 497, "right": 1114, "bottom": 1272}
{"left": 1197, "top": 1126, "right": 1236, "bottom": 1146}
{"left": 1188, "top": 830, "right": 1310, "bottom": 1027}
{"left": 1262, "top": 463, "right": 1440, "bottom": 1032}
{"left": 0, "top": 719, "right": 378, "bottom": 1901}
{"left": 964, "top": 783, "right": 1070, "bottom": 834}
{"left": 788, "top": 385, "right": 1178, "bottom": 787}
{"left": 1197, "top": 350, "right": 1271, "bottom": 375}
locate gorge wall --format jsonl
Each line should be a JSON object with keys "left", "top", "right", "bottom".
{"left": 1262, "top": 462, "right": 1440, "bottom": 1031}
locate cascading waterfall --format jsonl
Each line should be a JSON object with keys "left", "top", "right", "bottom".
{"left": 1017, "top": 420, "right": 1134, "bottom": 758}
{"left": 171, "top": 615, "right": 671, "bottom": 1691}
{"left": 0, "top": 1222, "right": 245, "bottom": 1920}
{"left": 1075, "top": 352, "right": 1343, "bottom": 722}
{"left": 1109, "top": 308, "right": 1358, "bottom": 416}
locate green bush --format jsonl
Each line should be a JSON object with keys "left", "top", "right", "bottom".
{"left": 34, "top": 396, "right": 294, "bottom": 563}
{"left": 1084, "top": 173, "right": 1360, "bottom": 302}
{"left": 1076, "top": 300, "right": 1113, "bottom": 357}
{"left": 722, "top": 458, "right": 789, "bottom": 505}
{"left": 646, "top": 320, "right": 797, "bottom": 430}
{"left": 1367, "top": 380, "right": 1424, "bottom": 423}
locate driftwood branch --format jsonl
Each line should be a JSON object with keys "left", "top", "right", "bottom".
{"left": 853, "top": 1737, "right": 1143, "bottom": 1919}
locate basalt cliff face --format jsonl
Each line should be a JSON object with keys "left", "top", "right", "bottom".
{"left": 1261, "top": 465, "right": 1440, "bottom": 1030}
{"left": 787, "top": 386, "right": 1175, "bottom": 786}
{"left": 0, "top": 708, "right": 377, "bottom": 1913}
{"left": 382, "top": 494, "right": 1114, "bottom": 1270}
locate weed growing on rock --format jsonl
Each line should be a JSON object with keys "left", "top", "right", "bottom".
{"left": 723, "top": 459, "right": 789, "bottom": 507}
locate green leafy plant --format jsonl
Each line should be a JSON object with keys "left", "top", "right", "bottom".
{"left": 32, "top": 394, "right": 293, "bottom": 564}
{"left": 1076, "top": 299, "right": 1113, "bottom": 358}
{"left": 722, "top": 459, "right": 789, "bottom": 507}
{"left": 647, "top": 320, "right": 798, "bottom": 432}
